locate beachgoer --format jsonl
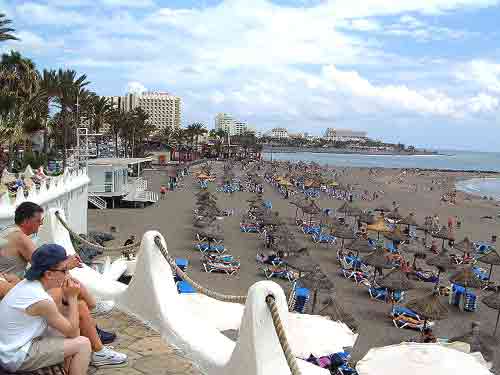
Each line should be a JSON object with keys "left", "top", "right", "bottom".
{"left": 447, "top": 216, "right": 453, "bottom": 231}
{"left": 160, "top": 185, "right": 167, "bottom": 199}
{"left": 455, "top": 216, "right": 461, "bottom": 229}
{"left": 422, "top": 327, "right": 437, "bottom": 343}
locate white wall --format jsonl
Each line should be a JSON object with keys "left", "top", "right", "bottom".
{"left": 0, "top": 169, "right": 89, "bottom": 234}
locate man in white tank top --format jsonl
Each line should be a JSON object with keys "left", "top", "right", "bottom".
{"left": 0, "top": 244, "right": 91, "bottom": 374}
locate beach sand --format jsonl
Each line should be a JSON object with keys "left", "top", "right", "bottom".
{"left": 88, "top": 162, "right": 500, "bottom": 369}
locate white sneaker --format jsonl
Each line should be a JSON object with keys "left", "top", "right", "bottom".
{"left": 92, "top": 300, "right": 115, "bottom": 316}
{"left": 91, "top": 346, "right": 128, "bottom": 367}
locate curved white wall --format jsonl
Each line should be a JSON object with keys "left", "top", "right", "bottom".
{"left": 0, "top": 169, "right": 89, "bottom": 234}
{"left": 40, "top": 209, "right": 356, "bottom": 375}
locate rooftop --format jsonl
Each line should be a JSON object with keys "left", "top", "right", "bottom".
{"left": 88, "top": 157, "right": 153, "bottom": 166}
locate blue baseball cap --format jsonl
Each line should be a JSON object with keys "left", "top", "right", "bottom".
{"left": 25, "top": 244, "right": 69, "bottom": 281}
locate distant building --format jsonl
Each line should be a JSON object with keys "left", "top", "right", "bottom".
{"left": 214, "top": 112, "right": 252, "bottom": 136}
{"left": 271, "top": 128, "right": 289, "bottom": 139}
{"left": 323, "top": 128, "right": 367, "bottom": 143}
{"left": 107, "top": 92, "right": 182, "bottom": 129}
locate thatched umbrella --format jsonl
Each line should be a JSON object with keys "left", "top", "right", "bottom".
{"left": 285, "top": 254, "right": 317, "bottom": 276}
{"left": 477, "top": 250, "right": 500, "bottom": 281}
{"left": 432, "top": 225, "right": 455, "bottom": 250}
{"left": 331, "top": 225, "right": 357, "bottom": 251}
{"left": 417, "top": 217, "right": 434, "bottom": 246}
{"left": 482, "top": 288, "right": 500, "bottom": 335}
{"left": 338, "top": 202, "right": 362, "bottom": 218}
{"left": 362, "top": 246, "right": 394, "bottom": 279}
{"left": 405, "top": 291, "right": 448, "bottom": 329}
{"left": 401, "top": 240, "right": 427, "bottom": 268}
{"left": 426, "top": 248, "right": 457, "bottom": 285}
{"left": 297, "top": 265, "right": 334, "bottom": 313}
{"left": 260, "top": 212, "right": 282, "bottom": 227}
{"left": 450, "top": 321, "right": 499, "bottom": 360}
{"left": 454, "top": 237, "right": 474, "bottom": 254}
{"left": 383, "top": 227, "right": 409, "bottom": 243}
{"left": 386, "top": 208, "right": 403, "bottom": 222}
{"left": 197, "top": 224, "right": 224, "bottom": 247}
{"left": 366, "top": 215, "right": 391, "bottom": 239}
{"left": 374, "top": 204, "right": 391, "bottom": 213}
{"left": 302, "top": 200, "right": 321, "bottom": 224}
{"left": 399, "top": 213, "right": 417, "bottom": 233}
{"left": 359, "top": 212, "right": 376, "bottom": 225}
{"left": 449, "top": 266, "right": 483, "bottom": 290}
{"left": 345, "top": 238, "right": 374, "bottom": 257}
{"left": 318, "top": 293, "right": 359, "bottom": 333}
{"left": 378, "top": 268, "right": 415, "bottom": 305}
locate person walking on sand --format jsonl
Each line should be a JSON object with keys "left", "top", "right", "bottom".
{"left": 160, "top": 185, "right": 167, "bottom": 200}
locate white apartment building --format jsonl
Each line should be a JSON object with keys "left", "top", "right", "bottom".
{"left": 214, "top": 113, "right": 252, "bottom": 136}
{"left": 109, "top": 92, "right": 182, "bottom": 129}
{"left": 270, "top": 127, "right": 289, "bottom": 139}
{"left": 323, "top": 128, "right": 367, "bottom": 143}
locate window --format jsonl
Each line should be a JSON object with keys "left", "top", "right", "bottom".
{"left": 104, "top": 171, "right": 112, "bottom": 192}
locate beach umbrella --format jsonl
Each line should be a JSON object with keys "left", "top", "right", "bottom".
{"left": 297, "top": 265, "right": 334, "bottom": 313}
{"left": 454, "top": 237, "right": 475, "bottom": 254}
{"left": 378, "top": 268, "right": 415, "bottom": 305}
{"left": 359, "top": 212, "right": 376, "bottom": 225}
{"left": 482, "top": 288, "right": 500, "bottom": 335}
{"left": 374, "top": 204, "right": 391, "bottom": 213}
{"left": 417, "top": 219, "right": 434, "bottom": 247}
{"left": 426, "top": 248, "right": 457, "bottom": 285}
{"left": 284, "top": 254, "right": 317, "bottom": 276}
{"left": 362, "top": 246, "right": 394, "bottom": 279}
{"left": 386, "top": 208, "right": 403, "bottom": 222}
{"left": 366, "top": 215, "right": 391, "bottom": 239}
{"left": 477, "top": 250, "right": 500, "bottom": 281}
{"left": 356, "top": 342, "right": 491, "bottom": 375}
{"left": 399, "top": 213, "right": 417, "bottom": 227}
{"left": 450, "top": 321, "right": 499, "bottom": 360}
{"left": 401, "top": 240, "right": 427, "bottom": 268}
{"left": 432, "top": 225, "right": 455, "bottom": 250}
{"left": 449, "top": 266, "right": 483, "bottom": 290}
{"left": 345, "top": 238, "right": 374, "bottom": 257}
{"left": 405, "top": 291, "right": 448, "bottom": 328}
{"left": 260, "top": 212, "right": 282, "bottom": 227}
{"left": 331, "top": 225, "right": 357, "bottom": 251}
{"left": 317, "top": 293, "right": 359, "bottom": 333}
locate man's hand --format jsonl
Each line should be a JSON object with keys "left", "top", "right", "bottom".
{"left": 62, "top": 278, "right": 80, "bottom": 299}
{"left": 0, "top": 273, "right": 20, "bottom": 284}
{"left": 65, "top": 255, "right": 83, "bottom": 270}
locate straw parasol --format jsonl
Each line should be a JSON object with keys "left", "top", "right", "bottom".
{"left": 450, "top": 321, "right": 499, "bottom": 360}
{"left": 284, "top": 254, "right": 317, "bottom": 276}
{"left": 298, "top": 265, "right": 334, "bottom": 313}
{"left": 482, "top": 288, "right": 500, "bottom": 335}
{"left": 453, "top": 237, "right": 474, "bottom": 254}
{"left": 359, "top": 212, "right": 376, "bottom": 225}
{"left": 386, "top": 208, "right": 403, "bottom": 222}
{"left": 477, "top": 249, "right": 500, "bottom": 281}
{"left": 378, "top": 268, "right": 415, "bottom": 305}
{"left": 449, "top": 266, "right": 483, "bottom": 290}
{"left": 426, "top": 248, "right": 457, "bottom": 285}
{"left": 362, "top": 246, "right": 394, "bottom": 279}
{"left": 345, "top": 238, "right": 374, "bottom": 257}
{"left": 338, "top": 202, "right": 362, "bottom": 217}
{"left": 318, "top": 294, "right": 359, "bottom": 333}
{"left": 366, "top": 216, "right": 391, "bottom": 239}
{"left": 331, "top": 225, "right": 358, "bottom": 250}
{"left": 432, "top": 225, "right": 455, "bottom": 250}
{"left": 401, "top": 240, "right": 427, "bottom": 268}
{"left": 405, "top": 291, "right": 448, "bottom": 328}
{"left": 399, "top": 213, "right": 417, "bottom": 227}
{"left": 374, "top": 204, "right": 391, "bottom": 213}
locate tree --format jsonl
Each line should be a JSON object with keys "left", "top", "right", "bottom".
{"left": 0, "top": 14, "right": 18, "bottom": 42}
{"left": 186, "top": 122, "right": 207, "bottom": 151}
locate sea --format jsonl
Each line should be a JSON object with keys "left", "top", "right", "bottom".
{"left": 263, "top": 150, "right": 500, "bottom": 199}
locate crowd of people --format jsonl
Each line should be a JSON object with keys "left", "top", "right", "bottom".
{"left": 0, "top": 202, "right": 128, "bottom": 374}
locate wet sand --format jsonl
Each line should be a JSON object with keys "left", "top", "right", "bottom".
{"left": 88, "top": 162, "right": 500, "bottom": 368}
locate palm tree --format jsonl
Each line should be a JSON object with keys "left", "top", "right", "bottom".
{"left": 0, "top": 13, "right": 18, "bottom": 42}
{"left": 107, "top": 108, "right": 125, "bottom": 157}
{"left": 187, "top": 122, "right": 207, "bottom": 153}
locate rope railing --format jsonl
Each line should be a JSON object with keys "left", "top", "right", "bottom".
{"left": 153, "top": 236, "right": 247, "bottom": 304}
{"left": 55, "top": 211, "right": 140, "bottom": 253}
{"left": 266, "top": 295, "right": 302, "bottom": 375}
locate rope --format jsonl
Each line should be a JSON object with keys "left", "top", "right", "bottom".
{"left": 154, "top": 236, "right": 247, "bottom": 303}
{"left": 55, "top": 211, "right": 140, "bottom": 253}
{"left": 266, "top": 295, "right": 302, "bottom": 375}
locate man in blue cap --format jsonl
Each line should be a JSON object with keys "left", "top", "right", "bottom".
{"left": 0, "top": 244, "right": 127, "bottom": 374}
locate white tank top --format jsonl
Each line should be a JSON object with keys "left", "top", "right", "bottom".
{"left": 0, "top": 279, "right": 52, "bottom": 371}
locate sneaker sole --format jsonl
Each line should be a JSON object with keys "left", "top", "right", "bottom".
{"left": 91, "top": 360, "right": 128, "bottom": 368}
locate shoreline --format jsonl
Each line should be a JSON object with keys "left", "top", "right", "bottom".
{"left": 262, "top": 146, "right": 440, "bottom": 156}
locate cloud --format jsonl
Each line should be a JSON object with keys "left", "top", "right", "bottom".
{"left": 456, "top": 60, "right": 500, "bottom": 93}
{"left": 126, "top": 81, "right": 147, "bottom": 94}
{"left": 15, "top": 2, "right": 87, "bottom": 26}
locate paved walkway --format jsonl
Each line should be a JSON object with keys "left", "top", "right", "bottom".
{"left": 93, "top": 310, "right": 201, "bottom": 375}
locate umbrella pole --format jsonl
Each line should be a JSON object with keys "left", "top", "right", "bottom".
{"left": 442, "top": 238, "right": 445, "bottom": 250}
{"left": 312, "top": 289, "right": 318, "bottom": 314}
{"left": 494, "top": 310, "right": 500, "bottom": 336}
{"left": 488, "top": 264, "right": 494, "bottom": 281}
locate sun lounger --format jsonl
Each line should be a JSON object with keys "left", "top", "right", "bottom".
{"left": 240, "top": 223, "right": 260, "bottom": 233}
{"left": 261, "top": 264, "right": 297, "bottom": 282}
{"left": 289, "top": 287, "right": 310, "bottom": 313}
{"left": 301, "top": 224, "right": 321, "bottom": 235}
{"left": 449, "top": 283, "right": 478, "bottom": 312}
{"left": 177, "top": 280, "right": 197, "bottom": 294}
{"left": 415, "top": 270, "right": 439, "bottom": 283}
{"left": 202, "top": 259, "right": 240, "bottom": 275}
{"left": 368, "top": 287, "right": 404, "bottom": 303}
{"left": 390, "top": 306, "right": 433, "bottom": 331}
{"left": 341, "top": 269, "right": 369, "bottom": 285}
{"left": 195, "top": 243, "right": 226, "bottom": 254}
{"left": 312, "top": 232, "right": 336, "bottom": 244}
{"left": 472, "top": 266, "right": 489, "bottom": 281}
{"left": 202, "top": 253, "right": 235, "bottom": 264}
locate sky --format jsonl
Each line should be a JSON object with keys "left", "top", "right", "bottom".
{"left": 1, "top": 0, "right": 500, "bottom": 151}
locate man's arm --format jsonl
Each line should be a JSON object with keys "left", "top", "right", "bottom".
{"left": 26, "top": 297, "right": 80, "bottom": 338}
{"left": 13, "top": 232, "right": 37, "bottom": 262}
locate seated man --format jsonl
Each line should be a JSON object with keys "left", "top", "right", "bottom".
{"left": 0, "top": 244, "right": 92, "bottom": 374}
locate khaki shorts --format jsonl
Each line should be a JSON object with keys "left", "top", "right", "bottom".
{"left": 18, "top": 336, "right": 65, "bottom": 372}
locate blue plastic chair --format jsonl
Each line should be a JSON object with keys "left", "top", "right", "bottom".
{"left": 177, "top": 281, "right": 196, "bottom": 294}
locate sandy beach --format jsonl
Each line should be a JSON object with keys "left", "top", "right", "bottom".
{"left": 88, "top": 161, "right": 500, "bottom": 369}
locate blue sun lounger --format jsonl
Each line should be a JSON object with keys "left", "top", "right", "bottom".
{"left": 177, "top": 280, "right": 196, "bottom": 294}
